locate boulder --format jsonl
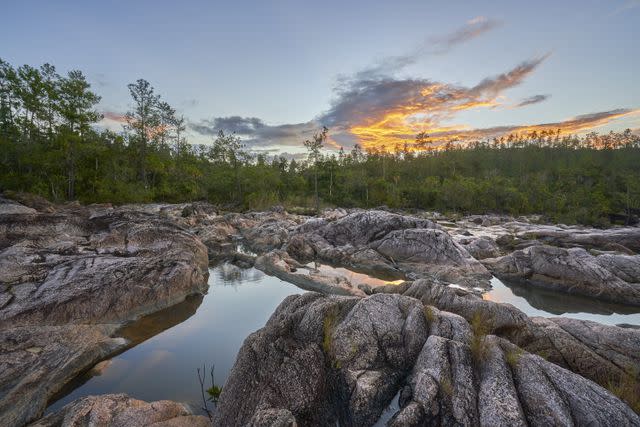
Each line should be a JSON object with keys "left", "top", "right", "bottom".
{"left": 0, "top": 202, "right": 210, "bottom": 425}
{"left": 286, "top": 210, "right": 491, "bottom": 288}
{"left": 29, "top": 394, "right": 210, "bottom": 427}
{"left": 482, "top": 245, "right": 640, "bottom": 306}
{"left": 215, "top": 291, "right": 640, "bottom": 426}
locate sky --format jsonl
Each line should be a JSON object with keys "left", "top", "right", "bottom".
{"left": 2, "top": 0, "right": 639, "bottom": 156}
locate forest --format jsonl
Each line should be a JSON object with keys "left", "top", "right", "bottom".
{"left": 1, "top": 58, "right": 639, "bottom": 226}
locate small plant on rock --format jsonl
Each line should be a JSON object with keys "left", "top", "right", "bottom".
{"left": 469, "top": 310, "right": 493, "bottom": 363}
{"left": 607, "top": 365, "right": 640, "bottom": 414}
{"left": 505, "top": 347, "right": 524, "bottom": 369}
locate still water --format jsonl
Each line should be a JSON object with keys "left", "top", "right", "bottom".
{"left": 47, "top": 262, "right": 639, "bottom": 415}
{"left": 484, "top": 276, "right": 640, "bottom": 326}
{"left": 47, "top": 264, "right": 302, "bottom": 413}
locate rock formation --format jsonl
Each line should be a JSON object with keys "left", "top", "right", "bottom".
{"left": 0, "top": 198, "right": 210, "bottom": 426}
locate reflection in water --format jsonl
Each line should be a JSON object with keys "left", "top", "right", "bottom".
{"left": 117, "top": 294, "right": 204, "bottom": 345}
{"left": 46, "top": 264, "right": 302, "bottom": 414}
{"left": 484, "top": 277, "right": 640, "bottom": 326}
{"left": 303, "top": 261, "right": 405, "bottom": 287}
{"left": 44, "top": 260, "right": 639, "bottom": 416}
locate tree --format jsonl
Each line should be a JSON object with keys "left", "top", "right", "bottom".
{"left": 213, "top": 130, "right": 248, "bottom": 204}
{"left": 304, "top": 126, "right": 328, "bottom": 213}
{"left": 125, "top": 79, "right": 161, "bottom": 184}
{"left": 57, "top": 70, "right": 101, "bottom": 198}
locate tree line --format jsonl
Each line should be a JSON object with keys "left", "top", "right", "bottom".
{"left": 1, "top": 58, "right": 639, "bottom": 225}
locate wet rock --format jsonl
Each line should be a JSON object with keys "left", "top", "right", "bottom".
{"left": 29, "top": 393, "right": 210, "bottom": 427}
{"left": 216, "top": 291, "right": 640, "bottom": 426}
{"left": 482, "top": 245, "right": 640, "bottom": 306}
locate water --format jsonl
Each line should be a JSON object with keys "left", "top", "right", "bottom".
{"left": 484, "top": 277, "right": 640, "bottom": 326}
{"left": 46, "top": 260, "right": 639, "bottom": 416}
{"left": 46, "top": 264, "right": 302, "bottom": 413}
{"left": 303, "top": 261, "right": 405, "bottom": 287}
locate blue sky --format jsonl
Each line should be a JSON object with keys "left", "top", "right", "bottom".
{"left": 2, "top": 0, "right": 639, "bottom": 154}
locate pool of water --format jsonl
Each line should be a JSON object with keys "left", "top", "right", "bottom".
{"left": 484, "top": 277, "right": 640, "bottom": 326}
{"left": 46, "top": 260, "right": 639, "bottom": 416}
{"left": 46, "top": 264, "right": 302, "bottom": 413}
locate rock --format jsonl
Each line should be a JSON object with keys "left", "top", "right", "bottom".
{"left": 386, "top": 279, "right": 640, "bottom": 411}
{"left": 0, "top": 201, "right": 210, "bottom": 425}
{"left": 255, "top": 250, "right": 365, "bottom": 296}
{"left": 369, "top": 228, "right": 491, "bottom": 286}
{"left": 1, "top": 210, "right": 209, "bottom": 327}
{"left": 0, "top": 324, "right": 123, "bottom": 427}
{"left": 457, "top": 235, "right": 501, "bottom": 260}
{"left": 486, "top": 222, "right": 640, "bottom": 254}
{"left": 2, "top": 191, "right": 55, "bottom": 213}
{"left": 0, "top": 197, "right": 37, "bottom": 215}
{"left": 286, "top": 210, "right": 491, "bottom": 288}
{"left": 482, "top": 245, "right": 640, "bottom": 306}
{"left": 29, "top": 394, "right": 210, "bottom": 427}
{"left": 215, "top": 291, "right": 640, "bottom": 426}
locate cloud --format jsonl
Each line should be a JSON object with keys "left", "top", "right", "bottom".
{"left": 470, "top": 54, "right": 549, "bottom": 99}
{"left": 345, "top": 16, "right": 501, "bottom": 81}
{"left": 97, "top": 110, "right": 127, "bottom": 131}
{"left": 189, "top": 116, "right": 320, "bottom": 149}
{"left": 429, "top": 16, "right": 501, "bottom": 54}
{"left": 415, "top": 108, "right": 639, "bottom": 145}
{"left": 516, "top": 94, "right": 550, "bottom": 107}
{"left": 610, "top": 0, "right": 640, "bottom": 15}
{"left": 319, "top": 55, "right": 551, "bottom": 151}
{"left": 102, "top": 111, "right": 127, "bottom": 123}
{"left": 190, "top": 53, "right": 635, "bottom": 154}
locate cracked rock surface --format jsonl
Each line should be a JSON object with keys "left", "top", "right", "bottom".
{"left": 284, "top": 210, "right": 492, "bottom": 287}
{"left": 482, "top": 245, "right": 640, "bottom": 306}
{"left": 215, "top": 288, "right": 640, "bottom": 426}
{"left": 0, "top": 198, "right": 210, "bottom": 426}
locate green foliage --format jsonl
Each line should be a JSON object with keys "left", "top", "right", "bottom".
{"left": 469, "top": 310, "right": 493, "bottom": 363}
{"left": 322, "top": 308, "right": 338, "bottom": 356}
{"left": 424, "top": 306, "right": 436, "bottom": 324}
{"left": 607, "top": 366, "right": 640, "bottom": 414}
{"left": 505, "top": 347, "right": 524, "bottom": 369}
{"left": 206, "top": 384, "right": 223, "bottom": 402}
{"left": 1, "top": 57, "right": 640, "bottom": 226}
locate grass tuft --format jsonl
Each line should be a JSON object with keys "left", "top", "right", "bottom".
{"left": 469, "top": 310, "right": 493, "bottom": 363}
{"left": 505, "top": 347, "right": 524, "bottom": 369}
{"left": 607, "top": 366, "right": 640, "bottom": 414}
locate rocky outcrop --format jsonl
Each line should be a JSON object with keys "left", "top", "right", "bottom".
{"left": 0, "top": 199, "right": 210, "bottom": 426}
{"left": 285, "top": 210, "right": 492, "bottom": 288}
{"left": 215, "top": 290, "right": 640, "bottom": 426}
{"left": 456, "top": 235, "right": 501, "bottom": 260}
{"left": 30, "top": 394, "right": 210, "bottom": 427}
{"left": 401, "top": 279, "right": 640, "bottom": 394}
{"left": 482, "top": 245, "right": 640, "bottom": 306}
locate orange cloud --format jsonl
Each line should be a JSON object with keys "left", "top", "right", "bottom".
{"left": 322, "top": 55, "right": 638, "bottom": 152}
{"left": 353, "top": 108, "right": 640, "bottom": 152}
